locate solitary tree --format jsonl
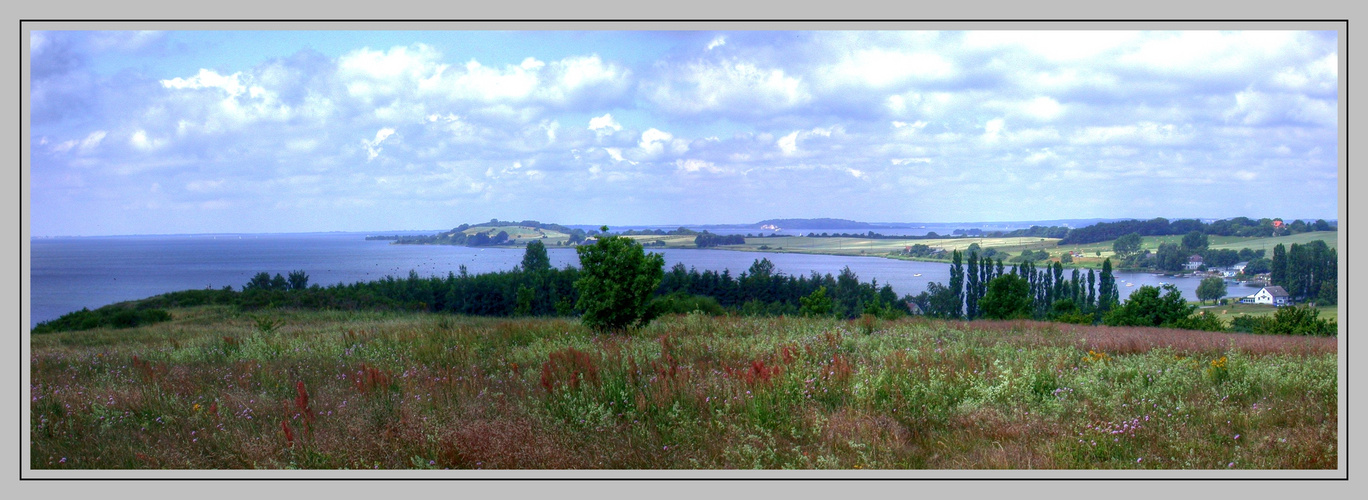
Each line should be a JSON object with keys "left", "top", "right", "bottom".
{"left": 574, "top": 226, "right": 666, "bottom": 331}
{"left": 520, "top": 240, "right": 551, "bottom": 273}
{"left": 1196, "top": 276, "right": 1228, "bottom": 305}
{"left": 1181, "top": 231, "right": 1209, "bottom": 252}
{"left": 1113, "top": 233, "right": 1143, "bottom": 258}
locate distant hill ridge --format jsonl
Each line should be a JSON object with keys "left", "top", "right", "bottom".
{"left": 753, "top": 218, "right": 877, "bottom": 229}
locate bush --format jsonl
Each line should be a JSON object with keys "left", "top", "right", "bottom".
{"left": 1230, "top": 306, "right": 1336, "bottom": 336}
{"left": 574, "top": 228, "right": 666, "bottom": 331}
{"left": 32, "top": 306, "right": 173, "bottom": 334}
{"left": 980, "top": 274, "right": 1032, "bottom": 320}
{"left": 648, "top": 292, "right": 726, "bottom": 318}
{"left": 799, "top": 286, "right": 835, "bottom": 318}
{"left": 1102, "top": 284, "right": 1194, "bottom": 328}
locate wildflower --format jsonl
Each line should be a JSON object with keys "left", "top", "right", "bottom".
{"left": 1234, "top": 434, "right": 1240, "bottom": 440}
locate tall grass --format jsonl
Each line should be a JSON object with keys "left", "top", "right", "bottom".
{"left": 30, "top": 306, "right": 1336, "bottom": 469}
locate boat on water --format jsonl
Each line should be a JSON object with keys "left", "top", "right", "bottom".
{"left": 913, "top": 273, "right": 922, "bottom": 277}
{"left": 1126, "top": 283, "right": 1134, "bottom": 287}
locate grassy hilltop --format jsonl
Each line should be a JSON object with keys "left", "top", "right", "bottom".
{"left": 31, "top": 307, "right": 1336, "bottom": 470}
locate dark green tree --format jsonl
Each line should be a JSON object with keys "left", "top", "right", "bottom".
{"left": 520, "top": 240, "right": 551, "bottom": 272}
{"left": 799, "top": 286, "right": 834, "bottom": 317}
{"left": 980, "top": 274, "right": 1032, "bottom": 320}
{"left": 966, "top": 252, "right": 980, "bottom": 320}
{"left": 1271, "top": 243, "right": 1287, "bottom": 288}
{"left": 1102, "top": 284, "right": 1194, "bottom": 328}
{"left": 573, "top": 227, "right": 666, "bottom": 331}
{"left": 949, "top": 250, "right": 964, "bottom": 319}
{"left": 1097, "top": 258, "right": 1119, "bottom": 314}
{"left": 1112, "top": 233, "right": 1143, "bottom": 258}
{"left": 1196, "top": 276, "right": 1227, "bottom": 304}
{"left": 287, "top": 270, "right": 309, "bottom": 291}
{"left": 270, "top": 273, "right": 289, "bottom": 291}
{"left": 1181, "top": 231, "right": 1209, "bottom": 252}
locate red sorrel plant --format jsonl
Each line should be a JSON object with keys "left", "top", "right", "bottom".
{"left": 131, "top": 355, "right": 168, "bottom": 381}
{"left": 353, "top": 363, "right": 390, "bottom": 394}
{"left": 281, "top": 420, "right": 295, "bottom": 448}
{"left": 730, "top": 359, "right": 781, "bottom": 385}
{"left": 540, "top": 348, "right": 599, "bottom": 393}
{"left": 823, "top": 354, "right": 854, "bottom": 382}
{"left": 294, "top": 381, "right": 314, "bottom": 428}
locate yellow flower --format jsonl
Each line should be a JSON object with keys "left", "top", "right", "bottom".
{"left": 193, "top": 403, "right": 202, "bottom": 412}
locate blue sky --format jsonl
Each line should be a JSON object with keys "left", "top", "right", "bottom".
{"left": 28, "top": 29, "right": 1340, "bottom": 236}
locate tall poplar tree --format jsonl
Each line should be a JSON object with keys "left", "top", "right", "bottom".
{"left": 966, "top": 252, "right": 980, "bottom": 320}
{"left": 949, "top": 250, "right": 965, "bottom": 319}
{"left": 1271, "top": 243, "right": 1288, "bottom": 288}
{"left": 1098, "top": 258, "right": 1119, "bottom": 313}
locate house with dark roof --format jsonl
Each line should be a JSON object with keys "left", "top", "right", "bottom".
{"left": 1251, "top": 286, "right": 1292, "bottom": 306}
{"left": 1185, "top": 254, "right": 1204, "bottom": 271}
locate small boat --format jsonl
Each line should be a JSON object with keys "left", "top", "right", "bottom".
{"left": 1126, "top": 283, "right": 1134, "bottom": 287}
{"left": 913, "top": 273, "right": 922, "bottom": 277}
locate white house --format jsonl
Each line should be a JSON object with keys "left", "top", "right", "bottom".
{"left": 1185, "top": 254, "right": 1204, "bottom": 271}
{"left": 1250, "top": 286, "right": 1293, "bottom": 306}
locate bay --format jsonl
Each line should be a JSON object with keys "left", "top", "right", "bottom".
{"left": 27, "top": 232, "right": 1220, "bottom": 327}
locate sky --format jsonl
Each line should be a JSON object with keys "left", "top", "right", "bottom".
{"left": 28, "top": 29, "right": 1340, "bottom": 236}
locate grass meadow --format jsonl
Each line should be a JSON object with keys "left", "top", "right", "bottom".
{"left": 29, "top": 307, "right": 1337, "bottom": 470}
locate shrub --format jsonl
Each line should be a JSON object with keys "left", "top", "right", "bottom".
{"left": 648, "top": 292, "right": 726, "bottom": 318}
{"left": 574, "top": 227, "right": 666, "bottom": 331}
{"left": 980, "top": 274, "right": 1032, "bottom": 320}
{"left": 1231, "top": 305, "right": 1336, "bottom": 336}
{"left": 31, "top": 306, "right": 172, "bottom": 334}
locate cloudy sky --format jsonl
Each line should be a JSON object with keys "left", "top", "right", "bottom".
{"left": 28, "top": 29, "right": 1339, "bottom": 236}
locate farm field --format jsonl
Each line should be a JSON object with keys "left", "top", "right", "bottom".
{"left": 1050, "top": 231, "right": 1338, "bottom": 266}
{"left": 460, "top": 225, "right": 571, "bottom": 245}
{"left": 686, "top": 235, "right": 1061, "bottom": 258}
{"left": 30, "top": 307, "right": 1337, "bottom": 470}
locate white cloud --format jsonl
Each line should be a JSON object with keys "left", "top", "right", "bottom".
{"left": 638, "top": 128, "right": 674, "bottom": 156}
{"left": 603, "top": 147, "right": 635, "bottom": 164}
{"left": 1071, "top": 122, "right": 1192, "bottom": 145}
{"left": 79, "top": 131, "right": 106, "bottom": 152}
{"left": 1226, "top": 89, "right": 1337, "bottom": 127}
{"left": 822, "top": 49, "right": 955, "bottom": 88}
{"left": 676, "top": 158, "right": 723, "bottom": 173}
{"left": 1022, "top": 96, "right": 1064, "bottom": 121}
{"left": 160, "top": 69, "right": 247, "bottom": 96}
{"left": 777, "top": 131, "right": 799, "bottom": 155}
{"left": 983, "top": 118, "right": 1005, "bottom": 142}
{"left": 588, "top": 113, "right": 622, "bottom": 136}
{"left": 962, "top": 31, "right": 1142, "bottom": 62}
{"left": 707, "top": 36, "right": 727, "bottom": 51}
{"left": 129, "top": 130, "right": 166, "bottom": 151}
{"left": 364, "top": 128, "right": 397, "bottom": 161}
{"left": 644, "top": 59, "right": 809, "bottom": 115}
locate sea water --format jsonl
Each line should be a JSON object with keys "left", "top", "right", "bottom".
{"left": 27, "top": 232, "right": 1209, "bottom": 327}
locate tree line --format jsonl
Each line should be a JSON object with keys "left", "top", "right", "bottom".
{"left": 908, "top": 250, "right": 1120, "bottom": 323}
{"left": 1060, "top": 217, "right": 1334, "bottom": 245}
{"left": 1270, "top": 241, "right": 1337, "bottom": 305}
